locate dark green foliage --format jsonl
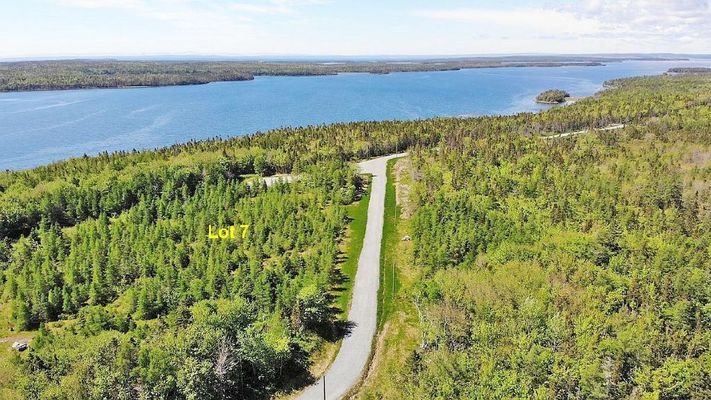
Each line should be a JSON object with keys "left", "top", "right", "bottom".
{"left": 1, "top": 155, "right": 362, "bottom": 397}
{"left": 397, "top": 75, "right": 711, "bottom": 399}
{"left": 0, "top": 61, "right": 254, "bottom": 91}
{"left": 536, "top": 89, "right": 570, "bottom": 103}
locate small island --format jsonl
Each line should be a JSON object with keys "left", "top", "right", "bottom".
{"left": 536, "top": 89, "right": 571, "bottom": 104}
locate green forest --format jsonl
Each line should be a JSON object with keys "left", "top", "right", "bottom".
{"left": 362, "top": 74, "right": 711, "bottom": 399}
{"left": 1, "top": 72, "right": 710, "bottom": 399}
{"left": 0, "top": 56, "right": 674, "bottom": 92}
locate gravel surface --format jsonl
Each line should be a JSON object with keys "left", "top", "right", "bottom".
{"left": 296, "top": 153, "right": 406, "bottom": 400}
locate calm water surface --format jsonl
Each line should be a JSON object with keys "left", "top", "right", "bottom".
{"left": 1, "top": 60, "right": 710, "bottom": 170}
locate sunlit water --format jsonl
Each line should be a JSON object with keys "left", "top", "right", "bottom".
{"left": 2, "top": 59, "right": 710, "bottom": 170}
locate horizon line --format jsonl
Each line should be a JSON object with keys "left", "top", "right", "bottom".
{"left": 3, "top": 52, "right": 711, "bottom": 62}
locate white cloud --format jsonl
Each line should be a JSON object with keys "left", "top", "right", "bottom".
{"left": 564, "top": 0, "right": 711, "bottom": 38}
{"left": 10, "top": 0, "right": 708, "bottom": 56}
{"left": 57, "top": 0, "right": 144, "bottom": 9}
{"left": 58, "top": 0, "right": 327, "bottom": 15}
{"left": 54, "top": 0, "right": 305, "bottom": 32}
{"left": 230, "top": 1, "right": 327, "bottom": 14}
{"left": 414, "top": 0, "right": 711, "bottom": 46}
{"left": 230, "top": 3, "right": 292, "bottom": 14}
{"left": 412, "top": 8, "right": 601, "bottom": 35}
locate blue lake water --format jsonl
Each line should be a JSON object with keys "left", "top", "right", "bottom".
{"left": 2, "top": 59, "right": 711, "bottom": 170}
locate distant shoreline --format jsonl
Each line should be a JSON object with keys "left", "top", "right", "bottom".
{"left": 0, "top": 57, "right": 687, "bottom": 93}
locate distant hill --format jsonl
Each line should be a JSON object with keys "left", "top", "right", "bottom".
{"left": 669, "top": 67, "right": 711, "bottom": 74}
{"left": 0, "top": 55, "right": 685, "bottom": 92}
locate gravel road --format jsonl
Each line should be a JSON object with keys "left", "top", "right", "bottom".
{"left": 296, "top": 153, "right": 406, "bottom": 400}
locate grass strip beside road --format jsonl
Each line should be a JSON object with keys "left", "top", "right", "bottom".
{"left": 336, "top": 177, "right": 371, "bottom": 320}
{"left": 377, "top": 158, "right": 401, "bottom": 329}
{"left": 359, "top": 156, "right": 421, "bottom": 399}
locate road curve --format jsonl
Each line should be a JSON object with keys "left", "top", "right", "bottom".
{"left": 297, "top": 153, "right": 407, "bottom": 400}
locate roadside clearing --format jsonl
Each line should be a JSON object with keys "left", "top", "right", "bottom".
{"left": 544, "top": 123, "right": 625, "bottom": 138}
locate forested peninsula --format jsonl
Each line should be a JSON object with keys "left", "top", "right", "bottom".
{"left": 0, "top": 72, "right": 710, "bottom": 399}
{"left": 669, "top": 67, "right": 711, "bottom": 74}
{"left": 0, "top": 55, "right": 682, "bottom": 92}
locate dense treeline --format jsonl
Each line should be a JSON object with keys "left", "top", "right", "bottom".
{"left": 1, "top": 73, "right": 710, "bottom": 399}
{"left": 668, "top": 67, "right": 711, "bottom": 74}
{"left": 0, "top": 61, "right": 254, "bottom": 91}
{"left": 370, "top": 75, "right": 711, "bottom": 398}
{"left": 0, "top": 56, "right": 675, "bottom": 92}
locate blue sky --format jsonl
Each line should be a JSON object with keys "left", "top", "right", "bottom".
{"left": 2, "top": 0, "right": 710, "bottom": 58}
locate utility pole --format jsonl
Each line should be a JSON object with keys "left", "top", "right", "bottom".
{"left": 322, "top": 375, "right": 326, "bottom": 400}
{"left": 382, "top": 257, "right": 386, "bottom": 310}
{"left": 394, "top": 261, "right": 396, "bottom": 297}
